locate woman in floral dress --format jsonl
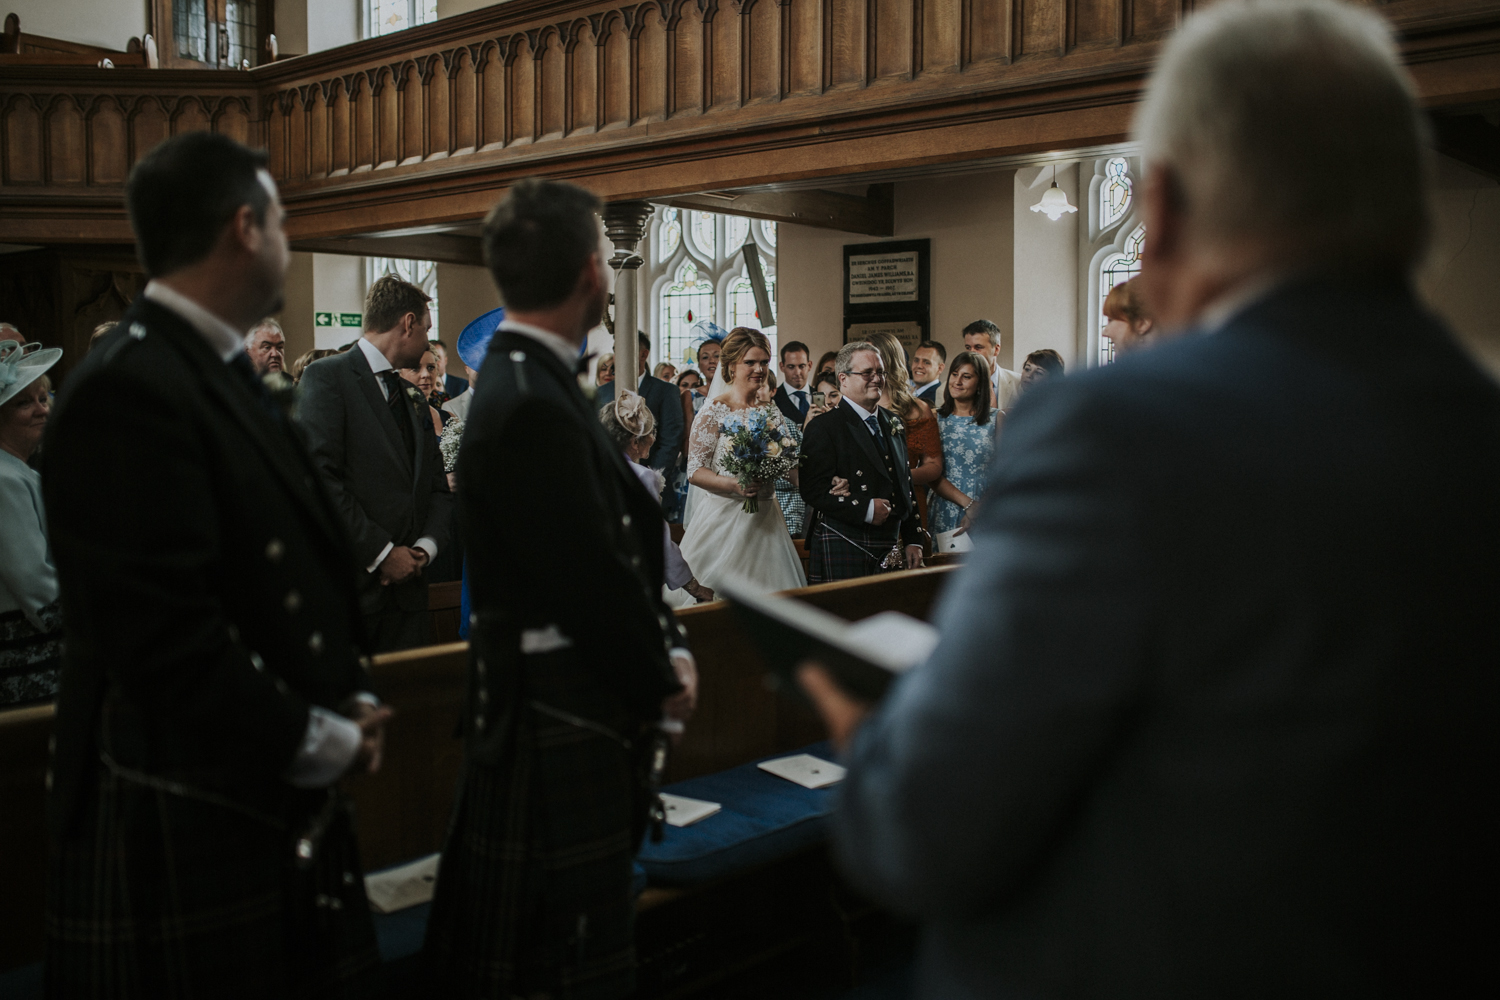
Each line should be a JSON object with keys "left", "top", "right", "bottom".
{"left": 930, "top": 351, "right": 996, "bottom": 537}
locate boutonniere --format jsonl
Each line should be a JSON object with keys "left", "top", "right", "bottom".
{"left": 888, "top": 412, "right": 907, "bottom": 439}
{"left": 405, "top": 385, "right": 425, "bottom": 406}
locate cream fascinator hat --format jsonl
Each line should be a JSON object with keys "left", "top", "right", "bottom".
{"left": 0, "top": 339, "right": 63, "bottom": 408}
{"left": 613, "top": 389, "right": 657, "bottom": 439}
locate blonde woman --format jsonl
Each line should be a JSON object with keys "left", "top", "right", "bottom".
{"left": 678, "top": 326, "right": 807, "bottom": 594}
{"left": 868, "top": 330, "right": 943, "bottom": 534}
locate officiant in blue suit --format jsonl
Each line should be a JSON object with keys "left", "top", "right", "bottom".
{"left": 801, "top": 4, "right": 1500, "bottom": 997}
{"left": 596, "top": 330, "right": 684, "bottom": 478}
{"left": 424, "top": 179, "right": 697, "bottom": 1000}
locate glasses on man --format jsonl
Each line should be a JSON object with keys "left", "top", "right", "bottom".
{"left": 848, "top": 368, "right": 886, "bottom": 382}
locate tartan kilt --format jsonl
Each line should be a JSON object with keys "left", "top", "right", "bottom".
{"left": 807, "top": 520, "right": 901, "bottom": 584}
{"left": 423, "top": 712, "right": 641, "bottom": 1000}
{"left": 46, "top": 764, "right": 379, "bottom": 1000}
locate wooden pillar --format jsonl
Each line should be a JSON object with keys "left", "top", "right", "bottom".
{"left": 603, "top": 200, "right": 653, "bottom": 390}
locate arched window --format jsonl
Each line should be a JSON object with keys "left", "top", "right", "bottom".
{"left": 661, "top": 259, "right": 716, "bottom": 366}
{"left": 1097, "top": 223, "right": 1145, "bottom": 366}
{"left": 724, "top": 216, "right": 750, "bottom": 254}
{"left": 759, "top": 220, "right": 778, "bottom": 249}
{"left": 658, "top": 207, "right": 681, "bottom": 259}
{"left": 689, "top": 211, "right": 716, "bottom": 259}
{"left": 365, "top": 0, "right": 438, "bottom": 37}
{"left": 367, "top": 257, "right": 439, "bottom": 336}
{"left": 1099, "top": 157, "right": 1133, "bottom": 232}
{"left": 729, "top": 271, "right": 777, "bottom": 330}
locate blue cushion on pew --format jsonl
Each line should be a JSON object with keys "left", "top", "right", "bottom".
{"left": 636, "top": 742, "right": 839, "bottom": 887}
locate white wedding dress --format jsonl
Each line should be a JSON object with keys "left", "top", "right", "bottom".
{"left": 678, "top": 396, "right": 808, "bottom": 596}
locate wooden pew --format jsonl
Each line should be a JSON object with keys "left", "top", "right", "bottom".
{"left": 426, "top": 579, "right": 463, "bottom": 646}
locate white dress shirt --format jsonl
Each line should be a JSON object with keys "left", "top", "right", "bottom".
{"left": 500, "top": 319, "right": 583, "bottom": 370}
{"left": 354, "top": 336, "right": 438, "bottom": 572}
{"left": 841, "top": 397, "right": 885, "bottom": 525}
{"left": 142, "top": 281, "right": 369, "bottom": 789}
{"left": 786, "top": 386, "right": 811, "bottom": 416}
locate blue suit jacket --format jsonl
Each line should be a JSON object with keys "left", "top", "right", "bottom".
{"left": 595, "top": 374, "right": 685, "bottom": 473}
{"left": 833, "top": 274, "right": 1500, "bottom": 998}
{"left": 443, "top": 373, "right": 469, "bottom": 399}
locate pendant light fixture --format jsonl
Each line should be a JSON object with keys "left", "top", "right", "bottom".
{"left": 1030, "top": 165, "right": 1078, "bottom": 221}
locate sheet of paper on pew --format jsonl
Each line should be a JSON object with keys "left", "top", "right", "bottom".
{"left": 720, "top": 576, "right": 940, "bottom": 703}
{"left": 933, "top": 528, "right": 974, "bottom": 553}
{"left": 757, "top": 753, "right": 848, "bottom": 789}
{"left": 365, "top": 852, "right": 440, "bottom": 914}
{"left": 659, "top": 792, "right": 722, "bottom": 827}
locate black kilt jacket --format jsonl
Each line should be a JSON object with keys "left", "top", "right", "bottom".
{"left": 423, "top": 327, "right": 685, "bottom": 1000}
{"left": 41, "top": 297, "right": 379, "bottom": 999}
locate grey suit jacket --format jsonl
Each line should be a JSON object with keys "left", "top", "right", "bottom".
{"left": 595, "top": 374, "right": 685, "bottom": 474}
{"left": 295, "top": 344, "right": 453, "bottom": 614}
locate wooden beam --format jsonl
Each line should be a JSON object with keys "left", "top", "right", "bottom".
{"left": 289, "top": 233, "right": 485, "bottom": 267}
{"left": 657, "top": 185, "right": 895, "bottom": 237}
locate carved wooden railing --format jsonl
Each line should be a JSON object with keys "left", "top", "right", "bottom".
{"left": 3, "top": 0, "right": 1499, "bottom": 244}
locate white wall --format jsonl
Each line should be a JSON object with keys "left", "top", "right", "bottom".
{"left": 7, "top": 0, "right": 148, "bottom": 51}
{"left": 437, "top": 0, "right": 501, "bottom": 17}
{"left": 274, "top": 0, "right": 358, "bottom": 57}
{"left": 777, "top": 171, "right": 1016, "bottom": 374}
{"left": 435, "top": 263, "right": 501, "bottom": 375}
{"left": 1418, "top": 154, "right": 1500, "bottom": 381}
{"left": 313, "top": 253, "right": 366, "bottom": 348}
{"left": 1014, "top": 164, "right": 1081, "bottom": 372}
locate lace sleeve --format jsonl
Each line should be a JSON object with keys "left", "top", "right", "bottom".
{"left": 685, "top": 402, "right": 722, "bottom": 479}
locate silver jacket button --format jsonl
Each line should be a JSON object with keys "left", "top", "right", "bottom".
{"left": 283, "top": 590, "right": 302, "bottom": 613}
{"left": 265, "top": 538, "right": 285, "bottom": 563}
{"left": 307, "top": 631, "right": 324, "bottom": 653}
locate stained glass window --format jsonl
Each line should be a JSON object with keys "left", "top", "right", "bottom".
{"left": 724, "top": 216, "right": 750, "bottom": 254}
{"left": 1098, "top": 223, "right": 1145, "bottom": 366}
{"left": 658, "top": 207, "right": 681, "bottom": 259}
{"left": 661, "top": 259, "right": 715, "bottom": 366}
{"left": 173, "top": 0, "right": 210, "bottom": 63}
{"left": 366, "top": 0, "right": 439, "bottom": 39}
{"left": 1100, "top": 157, "right": 1132, "bottom": 232}
{"left": 367, "top": 258, "right": 440, "bottom": 337}
{"left": 759, "top": 220, "right": 778, "bottom": 248}
{"left": 225, "top": 1, "right": 258, "bottom": 68}
{"left": 729, "top": 272, "right": 777, "bottom": 332}
{"left": 689, "top": 211, "right": 716, "bottom": 259}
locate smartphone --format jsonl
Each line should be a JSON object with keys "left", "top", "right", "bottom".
{"left": 811, "top": 391, "right": 826, "bottom": 407}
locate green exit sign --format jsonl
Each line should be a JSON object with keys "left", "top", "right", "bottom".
{"left": 340, "top": 313, "right": 362, "bottom": 327}
{"left": 314, "top": 312, "right": 333, "bottom": 327}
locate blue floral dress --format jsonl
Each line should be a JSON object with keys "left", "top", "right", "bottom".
{"left": 930, "top": 413, "right": 996, "bottom": 534}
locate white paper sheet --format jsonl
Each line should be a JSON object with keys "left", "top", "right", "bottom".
{"left": 757, "top": 753, "right": 847, "bottom": 789}
{"left": 659, "top": 792, "right": 722, "bottom": 827}
{"left": 842, "top": 611, "right": 939, "bottom": 674}
{"left": 364, "top": 852, "right": 440, "bottom": 914}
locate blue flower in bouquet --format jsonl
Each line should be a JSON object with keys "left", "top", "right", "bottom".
{"left": 718, "top": 404, "right": 800, "bottom": 513}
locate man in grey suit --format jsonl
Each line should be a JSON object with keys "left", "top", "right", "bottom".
{"left": 801, "top": 3, "right": 1499, "bottom": 997}
{"left": 297, "top": 275, "right": 453, "bottom": 651}
{"left": 596, "top": 331, "right": 684, "bottom": 477}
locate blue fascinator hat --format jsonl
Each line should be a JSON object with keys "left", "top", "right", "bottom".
{"left": 457, "top": 307, "right": 505, "bottom": 371}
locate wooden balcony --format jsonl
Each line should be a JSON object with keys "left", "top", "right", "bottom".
{"left": 3, "top": 0, "right": 1499, "bottom": 245}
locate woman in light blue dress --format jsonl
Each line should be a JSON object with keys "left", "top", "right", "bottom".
{"left": 929, "top": 351, "right": 996, "bottom": 537}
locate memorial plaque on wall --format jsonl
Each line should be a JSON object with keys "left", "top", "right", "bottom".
{"left": 843, "top": 238, "right": 930, "bottom": 346}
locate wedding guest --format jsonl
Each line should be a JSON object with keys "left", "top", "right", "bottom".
{"left": 910, "top": 340, "right": 947, "bottom": 406}
{"left": 597, "top": 331, "right": 685, "bottom": 481}
{"left": 805, "top": 3, "right": 1499, "bottom": 995}
{"left": 962, "top": 319, "right": 1022, "bottom": 409}
{"left": 289, "top": 347, "right": 333, "bottom": 383}
{"left": 772, "top": 340, "right": 814, "bottom": 425}
{"left": 696, "top": 339, "right": 722, "bottom": 387}
{"left": 596, "top": 352, "right": 615, "bottom": 386}
{"left": 816, "top": 350, "right": 839, "bottom": 380}
{"left": 763, "top": 367, "right": 808, "bottom": 536}
{"left": 677, "top": 369, "right": 703, "bottom": 396}
{"left": 244, "top": 317, "right": 286, "bottom": 375}
{"left": 430, "top": 337, "right": 467, "bottom": 400}
{"left": 669, "top": 369, "right": 700, "bottom": 521}
{"left": 1102, "top": 276, "right": 1156, "bottom": 357}
{"left": 799, "top": 341, "right": 923, "bottom": 582}
{"left": 655, "top": 361, "right": 678, "bottom": 382}
{"left": 870, "top": 330, "right": 942, "bottom": 535}
{"left": 928, "top": 351, "right": 994, "bottom": 538}
{"left": 804, "top": 371, "right": 842, "bottom": 427}
{"left": 1020, "top": 348, "right": 1064, "bottom": 389}
{"left": 297, "top": 275, "right": 454, "bottom": 652}
{"left": 0, "top": 340, "right": 63, "bottom": 706}
{"left": 44, "top": 131, "right": 385, "bottom": 998}
{"left": 600, "top": 395, "right": 714, "bottom": 604}
{"left": 87, "top": 321, "right": 117, "bottom": 353}
{"left": 401, "top": 346, "right": 449, "bottom": 434}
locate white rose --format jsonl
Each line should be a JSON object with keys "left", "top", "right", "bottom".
{"left": 767, "top": 441, "right": 782, "bottom": 457}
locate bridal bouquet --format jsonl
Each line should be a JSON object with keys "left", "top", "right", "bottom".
{"left": 720, "top": 405, "right": 799, "bottom": 513}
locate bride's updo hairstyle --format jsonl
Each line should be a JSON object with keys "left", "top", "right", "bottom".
{"left": 719, "top": 327, "right": 772, "bottom": 384}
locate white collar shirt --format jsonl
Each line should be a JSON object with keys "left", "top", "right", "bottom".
{"left": 498, "top": 319, "right": 581, "bottom": 371}
{"left": 143, "top": 281, "right": 246, "bottom": 362}
{"left": 842, "top": 395, "right": 879, "bottom": 433}
{"left": 355, "top": 337, "right": 399, "bottom": 400}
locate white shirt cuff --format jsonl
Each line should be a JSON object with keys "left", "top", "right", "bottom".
{"left": 367, "top": 541, "right": 394, "bottom": 574}
{"left": 413, "top": 537, "right": 438, "bottom": 562}
{"left": 864, "top": 500, "right": 876, "bottom": 524}
{"left": 285, "top": 707, "right": 362, "bottom": 788}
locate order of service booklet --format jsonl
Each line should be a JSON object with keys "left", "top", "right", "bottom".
{"left": 719, "top": 577, "right": 940, "bottom": 703}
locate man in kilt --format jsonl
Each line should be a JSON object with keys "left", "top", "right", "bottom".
{"left": 423, "top": 179, "right": 697, "bottom": 999}
{"left": 43, "top": 132, "right": 390, "bottom": 999}
{"left": 800, "top": 342, "right": 925, "bottom": 583}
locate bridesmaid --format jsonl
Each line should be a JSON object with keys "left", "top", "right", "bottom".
{"left": 929, "top": 351, "right": 996, "bottom": 538}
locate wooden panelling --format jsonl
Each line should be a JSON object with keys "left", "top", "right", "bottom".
{"left": 3, "top": 0, "right": 1498, "bottom": 244}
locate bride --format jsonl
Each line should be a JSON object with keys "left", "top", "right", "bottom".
{"left": 679, "top": 327, "right": 808, "bottom": 594}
